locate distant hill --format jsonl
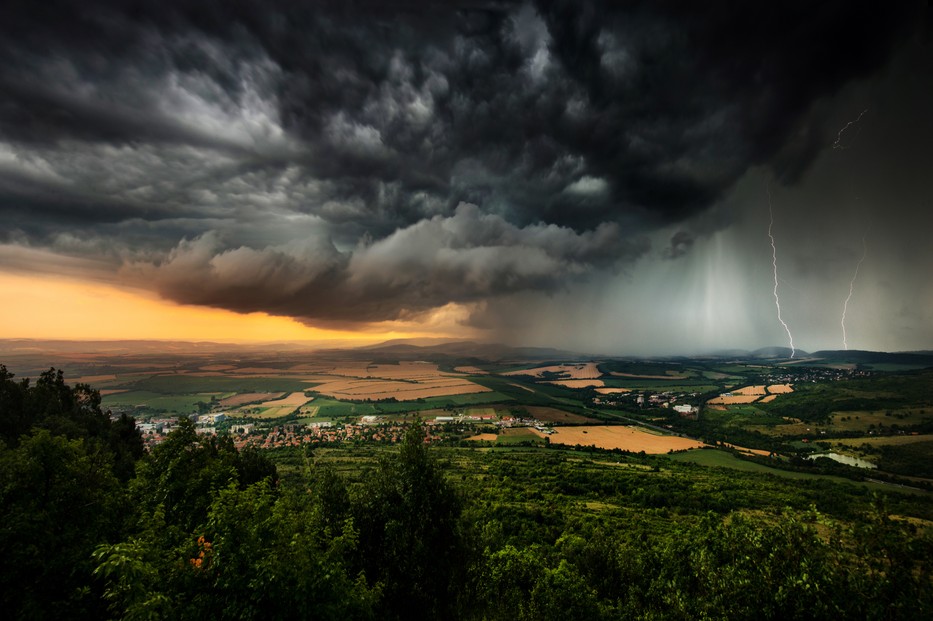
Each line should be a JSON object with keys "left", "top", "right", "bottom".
{"left": 329, "top": 340, "right": 579, "bottom": 362}
{"left": 809, "top": 349, "right": 933, "bottom": 367}
{"left": 750, "top": 347, "right": 809, "bottom": 359}
{"left": 3, "top": 339, "right": 932, "bottom": 369}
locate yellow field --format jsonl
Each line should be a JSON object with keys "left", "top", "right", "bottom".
{"left": 502, "top": 362, "right": 601, "bottom": 380}
{"left": 258, "top": 392, "right": 313, "bottom": 408}
{"left": 706, "top": 383, "right": 792, "bottom": 406}
{"left": 595, "top": 387, "right": 631, "bottom": 395}
{"left": 454, "top": 366, "right": 488, "bottom": 374}
{"left": 466, "top": 433, "right": 498, "bottom": 442}
{"left": 219, "top": 392, "right": 283, "bottom": 407}
{"left": 311, "top": 377, "right": 489, "bottom": 401}
{"left": 200, "top": 364, "right": 236, "bottom": 371}
{"left": 248, "top": 406, "right": 299, "bottom": 419}
{"left": 548, "top": 379, "right": 604, "bottom": 388}
{"left": 546, "top": 426, "right": 705, "bottom": 453}
{"left": 301, "top": 361, "right": 491, "bottom": 401}
{"left": 723, "top": 443, "right": 771, "bottom": 456}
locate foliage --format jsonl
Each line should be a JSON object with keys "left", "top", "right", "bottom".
{"left": 0, "top": 431, "right": 123, "bottom": 619}
{"left": 2, "top": 367, "right": 932, "bottom": 620}
{"left": 352, "top": 423, "right": 468, "bottom": 621}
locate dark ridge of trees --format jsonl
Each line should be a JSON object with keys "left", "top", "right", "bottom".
{"left": 1, "top": 367, "right": 932, "bottom": 620}
{"left": 0, "top": 365, "right": 144, "bottom": 480}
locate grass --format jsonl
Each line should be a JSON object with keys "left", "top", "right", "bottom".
{"left": 312, "top": 399, "right": 379, "bottom": 418}
{"left": 369, "top": 391, "right": 513, "bottom": 413}
{"left": 667, "top": 449, "right": 927, "bottom": 495}
{"left": 116, "top": 374, "right": 313, "bottom": 394}
{"left": 601, "top": 378, "right": 718, "bottom": 391}
{"left": 741, "top": 406, "right": 932, "bottom": 438}
{"left": 466, "top": 407, "right": 497, "bottom": 417}
{"left": 101, "top": 391, "right": 212, "bottom": 413}
{"left": 830, "top": 408, "right": 932, "bottom": 432}
{"left": 244, "top": 406, "right": 300, "bottom": 420}
{"left": 292, "top": 416, "right": 335, "bottom": 425}
{"left": 496, "top": 428, "right": 545, "bottom": 446}
{"left": 835, "top": 434, "right": 933, "bottom": 448}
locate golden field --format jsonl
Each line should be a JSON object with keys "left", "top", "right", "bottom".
{"left": 545, "top": 426, "right": 705, "bottom": 453}
{"left": 502, "top": 362, "right": 602, "bottom": 380}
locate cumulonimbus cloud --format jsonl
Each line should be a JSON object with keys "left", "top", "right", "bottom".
{"left": 126, "top": 203, "right": 647, "bottom": 324}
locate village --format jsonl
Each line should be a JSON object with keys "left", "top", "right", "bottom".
{"left": 127, "top": 410, "right": 556, "bottom": 451}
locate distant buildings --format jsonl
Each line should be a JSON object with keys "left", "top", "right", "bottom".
{"left": 673, "top": 404, "right": 698, "bottom": 419}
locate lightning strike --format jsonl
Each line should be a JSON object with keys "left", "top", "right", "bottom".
{"left": 841, "top": 238, "right": 867, "bottom": 350}
{"left": 766, "top": 184, "right": 796, "bottom": 358}
{"left": 833, "top": 108, "right": 869, "bottom": 150}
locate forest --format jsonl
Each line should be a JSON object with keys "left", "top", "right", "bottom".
{"left": 1, "top": 365, "right": 931, "bottom": 620}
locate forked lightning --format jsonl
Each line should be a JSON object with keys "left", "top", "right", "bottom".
{"left": 767, "top": 184, "right": 796, "bottom": 358}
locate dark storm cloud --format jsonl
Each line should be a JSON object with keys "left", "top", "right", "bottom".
{"left": 0, "top": 0, "right": 924, "bottom": 326}
{"left": 127, "top": 203, "right": 645, "bottom": 325}
{"left": 665, "top": 231, "right": 694, "bottom": 259}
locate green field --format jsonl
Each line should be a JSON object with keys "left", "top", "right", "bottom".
{"left": 830, "top": 407, "right": 932, "bottom": 432}
{"left": 495, "top": 427, "right": 544, "bottom": 446}
{"left": 363, "top": 391, "right": 514, "bottom": 413}
{"left": 601, "top": 378, "right": 718, "bottom": 391}
{"left": 667, "top": 449, "right": 927, "bottom": 494}
{"left": 117, "top": 374, "right": 313, "bottom": 394}
{"left": 308, "top": 398, "right": 379, "bottom": 418}
{"left": 101, "top": 391, "right": 213, "bottom": 414}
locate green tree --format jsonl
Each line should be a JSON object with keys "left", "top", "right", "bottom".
{"left": 0, "top": 431, "right": 123, "bottom": 620}
{"left": 353, "top": 423, "right": 467, "bottom": 621}
{"left": 131, "top": 418, "right": 278, "bottom": 533}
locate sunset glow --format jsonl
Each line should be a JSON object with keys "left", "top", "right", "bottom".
{"left": 0, "top": 272, "right": 426, "bottom": 344}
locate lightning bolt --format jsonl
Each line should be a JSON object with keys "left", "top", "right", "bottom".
{"left": 767, "top": 184, "right": 795, "bottom": 358}
{"left": 841, "top": 238, "right": 867, "bottom": 350}
{"left": 833, "top": 108, "right": 869, "bottom": 150}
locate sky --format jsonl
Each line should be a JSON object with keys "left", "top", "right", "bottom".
{"left": 0, "top": 0, "right": 931, "bottom": 354}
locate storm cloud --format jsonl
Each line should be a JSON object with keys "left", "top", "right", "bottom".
{"left": 127, "top": 203, "right": 644, "bottom": 325}
{"left": 0, "top": 0, "right": 929, "bottom": 341}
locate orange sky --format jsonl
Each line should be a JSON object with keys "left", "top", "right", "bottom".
{"left": 0, "top": 271, "right": 449, "bottom": 344}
